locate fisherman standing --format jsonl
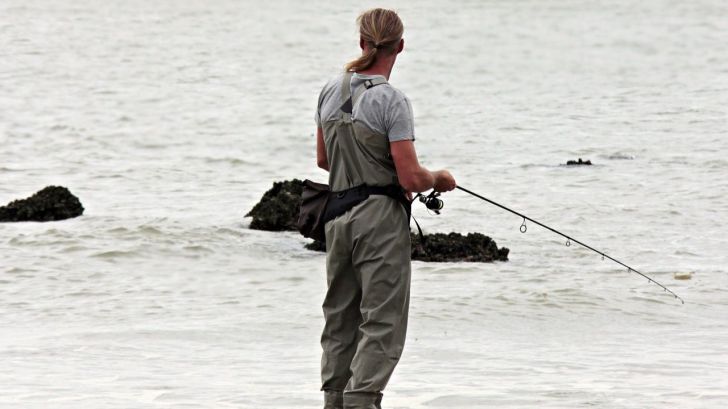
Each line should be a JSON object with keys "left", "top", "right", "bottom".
{"left": 313, "top": 8, "right": 456, "bottom": 409}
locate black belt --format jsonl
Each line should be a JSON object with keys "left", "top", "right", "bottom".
{"left": 322, "top": 184, "right": 411, "bottom": 224}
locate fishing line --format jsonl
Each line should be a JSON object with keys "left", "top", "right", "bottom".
{"left": 451, "top": 185, "right": 684, "bottom": 304}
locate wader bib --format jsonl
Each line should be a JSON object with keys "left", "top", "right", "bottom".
{"left": 320, "top": 72, "right": 411, "bottom": 409}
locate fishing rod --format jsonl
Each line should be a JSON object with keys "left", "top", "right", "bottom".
{"left": 418, "top": 186, "right": 684, "bottom": 304}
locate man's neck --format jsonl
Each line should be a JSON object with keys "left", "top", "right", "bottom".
{"left": 356, "top": 58, "right": 395, "bottom": 80}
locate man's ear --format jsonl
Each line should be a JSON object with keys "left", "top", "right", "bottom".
{"left": 397, "top": 38, "right": 404, "bottom": 54}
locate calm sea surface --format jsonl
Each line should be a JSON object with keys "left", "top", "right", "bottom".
{"left": 1, "top": 0, "right": 727, "bottom": 408}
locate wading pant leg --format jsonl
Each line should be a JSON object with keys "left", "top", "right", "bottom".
{"left": 323, "top": 390, "right": 344, "bottom": 409}
{"left": 321, "top": 218, "right": 361, "bottom": 407}
{"left": 344, "top": 199, "right": 412, "bottom": 409}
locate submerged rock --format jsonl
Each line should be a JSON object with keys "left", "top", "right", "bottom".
{"left": 566, "top": 158, "right": 592, "bottom": 166}
{"left": 411, "top": 232, "right": 509, "bottom": 262}
{"left": 248, "top": 180, "right": 509, "bottom": 263}
{"left": 0, "top": 186, "right": 84, "bottom": 222}
{"left": 304, "top": 240, "right": 327, "bottom": 252}
{"left": 246, "top": 179, "right": 303, "bottom": 231}
{"left": 306, "top": 232, "right": 509, "bottom": 263}
{"left": 605, "top": 152, "right": 635, "bottom": 160}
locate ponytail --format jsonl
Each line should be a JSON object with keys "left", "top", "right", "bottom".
{"left": 345, "top": 9, "right": 404, "bottom": 72}
{"left": 345, "top": 47, "right": 378, "bottom": 72}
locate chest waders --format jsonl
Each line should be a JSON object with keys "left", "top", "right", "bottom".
{"left": 320, "top": 72, "right": 412, "bottom": 409}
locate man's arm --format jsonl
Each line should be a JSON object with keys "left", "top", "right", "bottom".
{"left": 390, "top": 140, "right": 455, "bottom": 193}
{"left": 316, "top": 127, "right": 329, "bottom": 171}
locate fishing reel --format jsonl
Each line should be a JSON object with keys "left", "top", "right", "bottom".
{"left": 419, "top": 191, "right": 444, "bottom": 214}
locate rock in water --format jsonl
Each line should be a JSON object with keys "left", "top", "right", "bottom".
{"left": 306, "top": 232, "right": 509, "bottom": 263}
{"left": 247, "top": 179, "right": 510, "bottom": 263}
{"left": 411, "top": 232, "right": 509, "bottom": 262}
{"left": 246, "top": 179, "right": 303, "bottom": 231}
{"left": 304, "top": 240, "right": 327, "bottom": 252}
{"left": 0, "top": 186, "right": 84, "bottom": 222}
{"left": 566, "top": 158, "right": 592, "bottom": 166}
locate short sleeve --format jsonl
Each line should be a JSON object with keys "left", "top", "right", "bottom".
{"left": 384, "top": 94, "right": 415, "bottom": 142}
{"left": 315, "top": 89, "right": 324, "bottom": 127}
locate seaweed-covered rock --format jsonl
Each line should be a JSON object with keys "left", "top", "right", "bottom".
{"left": 246, "top": 179, "right": 303, "bottom": 231}
{"left": 412, "top": 232, "right": 508, "bottom": 262}
{"left": 304, "top": 240, "right": 327, "bottom": 252}
{"left": 566, "top": 158, "right": 592, "bottom": 166}
{"left": 0, "top": 186, "right": 84, "bottom": 222}
{"left": 247, "top": 179, "right": 509, "bottom": 263}
{"left": 305, "top": 232, "right": 509, "bottom": 263}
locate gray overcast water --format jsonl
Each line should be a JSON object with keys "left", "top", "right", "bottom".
{"left": 1, "top": 0, "right": 727, "bottom": 408}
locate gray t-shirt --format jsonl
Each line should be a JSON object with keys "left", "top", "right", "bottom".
{"left": 315, "top": 73, "right": 415, "bottom": 142}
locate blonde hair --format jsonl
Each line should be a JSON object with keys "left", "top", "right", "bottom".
{"left": 345, "top": 8, "right": 404, "bottom": 72}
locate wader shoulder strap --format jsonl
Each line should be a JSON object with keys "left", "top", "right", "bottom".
{"left": 352, "top": 77, "right": 387, "bottom": 106}
{"left": 339, "top": 74, "right": 387, "bottom": 114}
{"left": 339, "top": 72, "right": 354, "bottom": 115}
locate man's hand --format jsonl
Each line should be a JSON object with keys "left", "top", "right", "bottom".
{"left": 433, "top": 170, "right": 456, "bottom": 192}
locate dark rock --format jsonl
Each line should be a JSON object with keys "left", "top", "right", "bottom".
{"left": 247, "top": 180, "right": 509, "bottom": 263}
{"left": 566, "top": 158, "right": 592, "bottom": 166}
{"left": 305, "top": 232, "right": 509, "bottom": 263}
{"left": 246, "top": 179, "right": 303, "bottom": 231}
{"left": 0, "top": 186, "right": 84, "bottom": 222}
{"left": 411, "top": 232, "right": 509, "bottom": 262}
{"left": 305, "top": 240, "right": 327, "bottom": 252}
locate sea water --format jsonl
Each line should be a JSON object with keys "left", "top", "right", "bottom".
{"left": 1, "top": 0, "right": 727, "bottom": 407}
